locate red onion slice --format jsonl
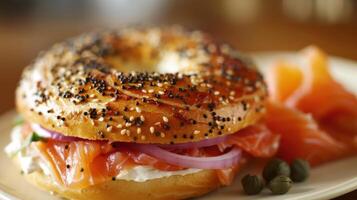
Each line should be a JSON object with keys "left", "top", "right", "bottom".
{"left": 158, "top": 135, "right": 228, "bottom": 150}
{"left": 31, "top": 124, "right": 231, "bottom": 150}
{"left": 31, "top": 124, "right": 242, "bottom": 169}
{"left": 128, "top": 144, "right": 242, "bottom": 169}
{"left": 31, "top": 124, "right": 83, "bottom": 142}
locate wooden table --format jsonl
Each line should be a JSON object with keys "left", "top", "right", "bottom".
{"left": 0, "top": 0, "right": 356, "bottom": 198}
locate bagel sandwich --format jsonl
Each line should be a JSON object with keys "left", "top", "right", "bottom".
{"left": 5, "top": 26, "right": 279, "bottom": 200}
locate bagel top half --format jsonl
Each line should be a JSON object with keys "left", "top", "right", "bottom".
{"left": 16, "top": 26, "right": 267, "bottom": 144}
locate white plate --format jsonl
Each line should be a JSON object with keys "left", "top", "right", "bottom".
{"left": 0, "top": 52, "right": 356, "bottom": 200}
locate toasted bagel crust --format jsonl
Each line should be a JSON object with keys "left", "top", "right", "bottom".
{"left": 16, "top": 27, "right": 267, "bottom": 143}
{"left": 24, "top": 170, "right": 222, "bottom": 200}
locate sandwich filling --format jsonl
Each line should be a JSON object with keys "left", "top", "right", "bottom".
{"left": 6, "top": 121, "right": 279, "bottom": 189}
{"left": 6, "top": 125, "right": 201, "bottom": 183}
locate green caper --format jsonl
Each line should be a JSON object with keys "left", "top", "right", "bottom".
{"left": 290, "top": 159, "right": 310, "bottom": 182}
{"left": 263, "top": 158, "right": 290, "bottom": 182}
{"left": 241, "top": 174, "right": 264, "bottom": 195}
{"left": 268, "top": 175, "right": 292, "bottom": 195}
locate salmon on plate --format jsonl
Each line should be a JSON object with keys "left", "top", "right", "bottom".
{"left": 265, "top": 46, "right": 357, "bottom": 165}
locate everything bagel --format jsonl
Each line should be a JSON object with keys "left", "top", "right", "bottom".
{"left": 16, "top": 26, "right": 267, "bottom": 144}
{"left": 5, "top": 27, "right": 280, "bottom": 200}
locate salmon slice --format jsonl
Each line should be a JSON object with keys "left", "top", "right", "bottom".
{"left": 267, "top": 47, "right": 357, "bottom": 130}
{"left": 35, "top": 140, "right": 188, "bottom": 189}
{"left": 216, "top": 160, "right": 245, "bottom": 186}
{"left": 264, "top": 102, "right": 348, "bottom": 166}
{"left": 32, "top": 122, "right": 279, "bottom": 189}
{"left": 35, "top": 141, "right": 120, "bottom": 188}
{"left": 128, "top": 151, "right": 184, "bottom": 171}
{"left": 320, "top": 124, "right": 357, "bottom": 154}
{"left": 267, "top": 62, "right": 303, "bottom": 102}
{"left": 266, "top": 46, "right": 357, "bottom": 150}
{"left": 224, "top": 124, "right": 280, "bottom": 158}
{"left": 215, "top": 124, "right": 279, "bottom": 185}
{"left": 286, "top": 47, "right": 357, "bottom": 128}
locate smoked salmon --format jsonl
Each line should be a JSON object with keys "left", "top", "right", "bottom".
{"left": 265, "top": 46, "right": 357, "bottom": 159}
{"left": 224, "top": 124, "right": 280, "bottom": 158}
{"left": 289, "top": 47, "right": 357, "bottom": 133}
{"left": 267, "top": 47, "right": 357, "bottom": 133}
{"left": 264, "top": 102, "right": 348, "bottom": 166}
{"left": 29, "top": 123, "right": 279, "bottom": 189}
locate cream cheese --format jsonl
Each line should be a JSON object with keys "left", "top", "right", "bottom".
{"left": 116, "top": 166, "right": 201, "bottom": 182}
{"left": 4, "top": 126, "right": 23, "bottom": 156}
{"left": 5, "top": 125, "right": 201, "bottom": 182}
{"left": 5, "top": 126, "right": 49, "bottom": 174}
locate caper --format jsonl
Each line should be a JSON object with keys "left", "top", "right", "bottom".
{"left": 290, "top": 159, "right": 310, "bottom": 182}
{"left": 268, "top": 175, "right": 292, "bottom": 195}
{"left": 241, "top": 174, "right": 264, "bottom": 195}
{"left": 263, "top": 158, "right": 290, "bottom": 182}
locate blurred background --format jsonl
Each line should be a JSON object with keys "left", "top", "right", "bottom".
{"left": 1, "top": 0, "right": 357, "bottom": 115}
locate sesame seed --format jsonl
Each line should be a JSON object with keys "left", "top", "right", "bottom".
{"left": 141, "top": 135, "right": 146, "bottom": 140}
{"left": 137, "top": 128, "right": 141, "bottom": 134}
{"left": 140, "top": 115, "right": 145, "bottom": 121}
{"left": 126, "top": 130, "right": 131, "bottom": 136}
{"left": 193, "top": 130, "right": 200, "bottom": 135}
{"left": 98, "top": 117, "right": 104, "bottom": 122}
{"left": 135, "top": 107, "right": 142, "bottom": 113}
{"left": 125, "top": 122, "right": 132, "bottom": 127}
{"left": 214, "top": 91, "right": 220, "bottom": 96}
{"left": 129, "top": 116, "right": 134, "bottom": 121}
{"left": 120, "top": 129, "right": 127, "bottom": 135}
{"left": 117, "top": 124, "right": 123, "bottom": 128}
{"left": 162, "top": 116, "right": 169, "bottom": 123}
{"left": 150, "top": 126, "right": 155, "bottom": 134}
{"left": 160, "top": 132, "right": 165, "bottom": 138}
{"left": 107, "top": 126, "right": 113, "bottom": 132}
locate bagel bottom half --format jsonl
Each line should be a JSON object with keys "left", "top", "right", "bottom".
{"left": 22, "top": 165, "right": 223, "bottom": 200}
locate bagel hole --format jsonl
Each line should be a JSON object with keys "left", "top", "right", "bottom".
{"left": 105, "top": 52, "right": 200, "bottom": 74}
